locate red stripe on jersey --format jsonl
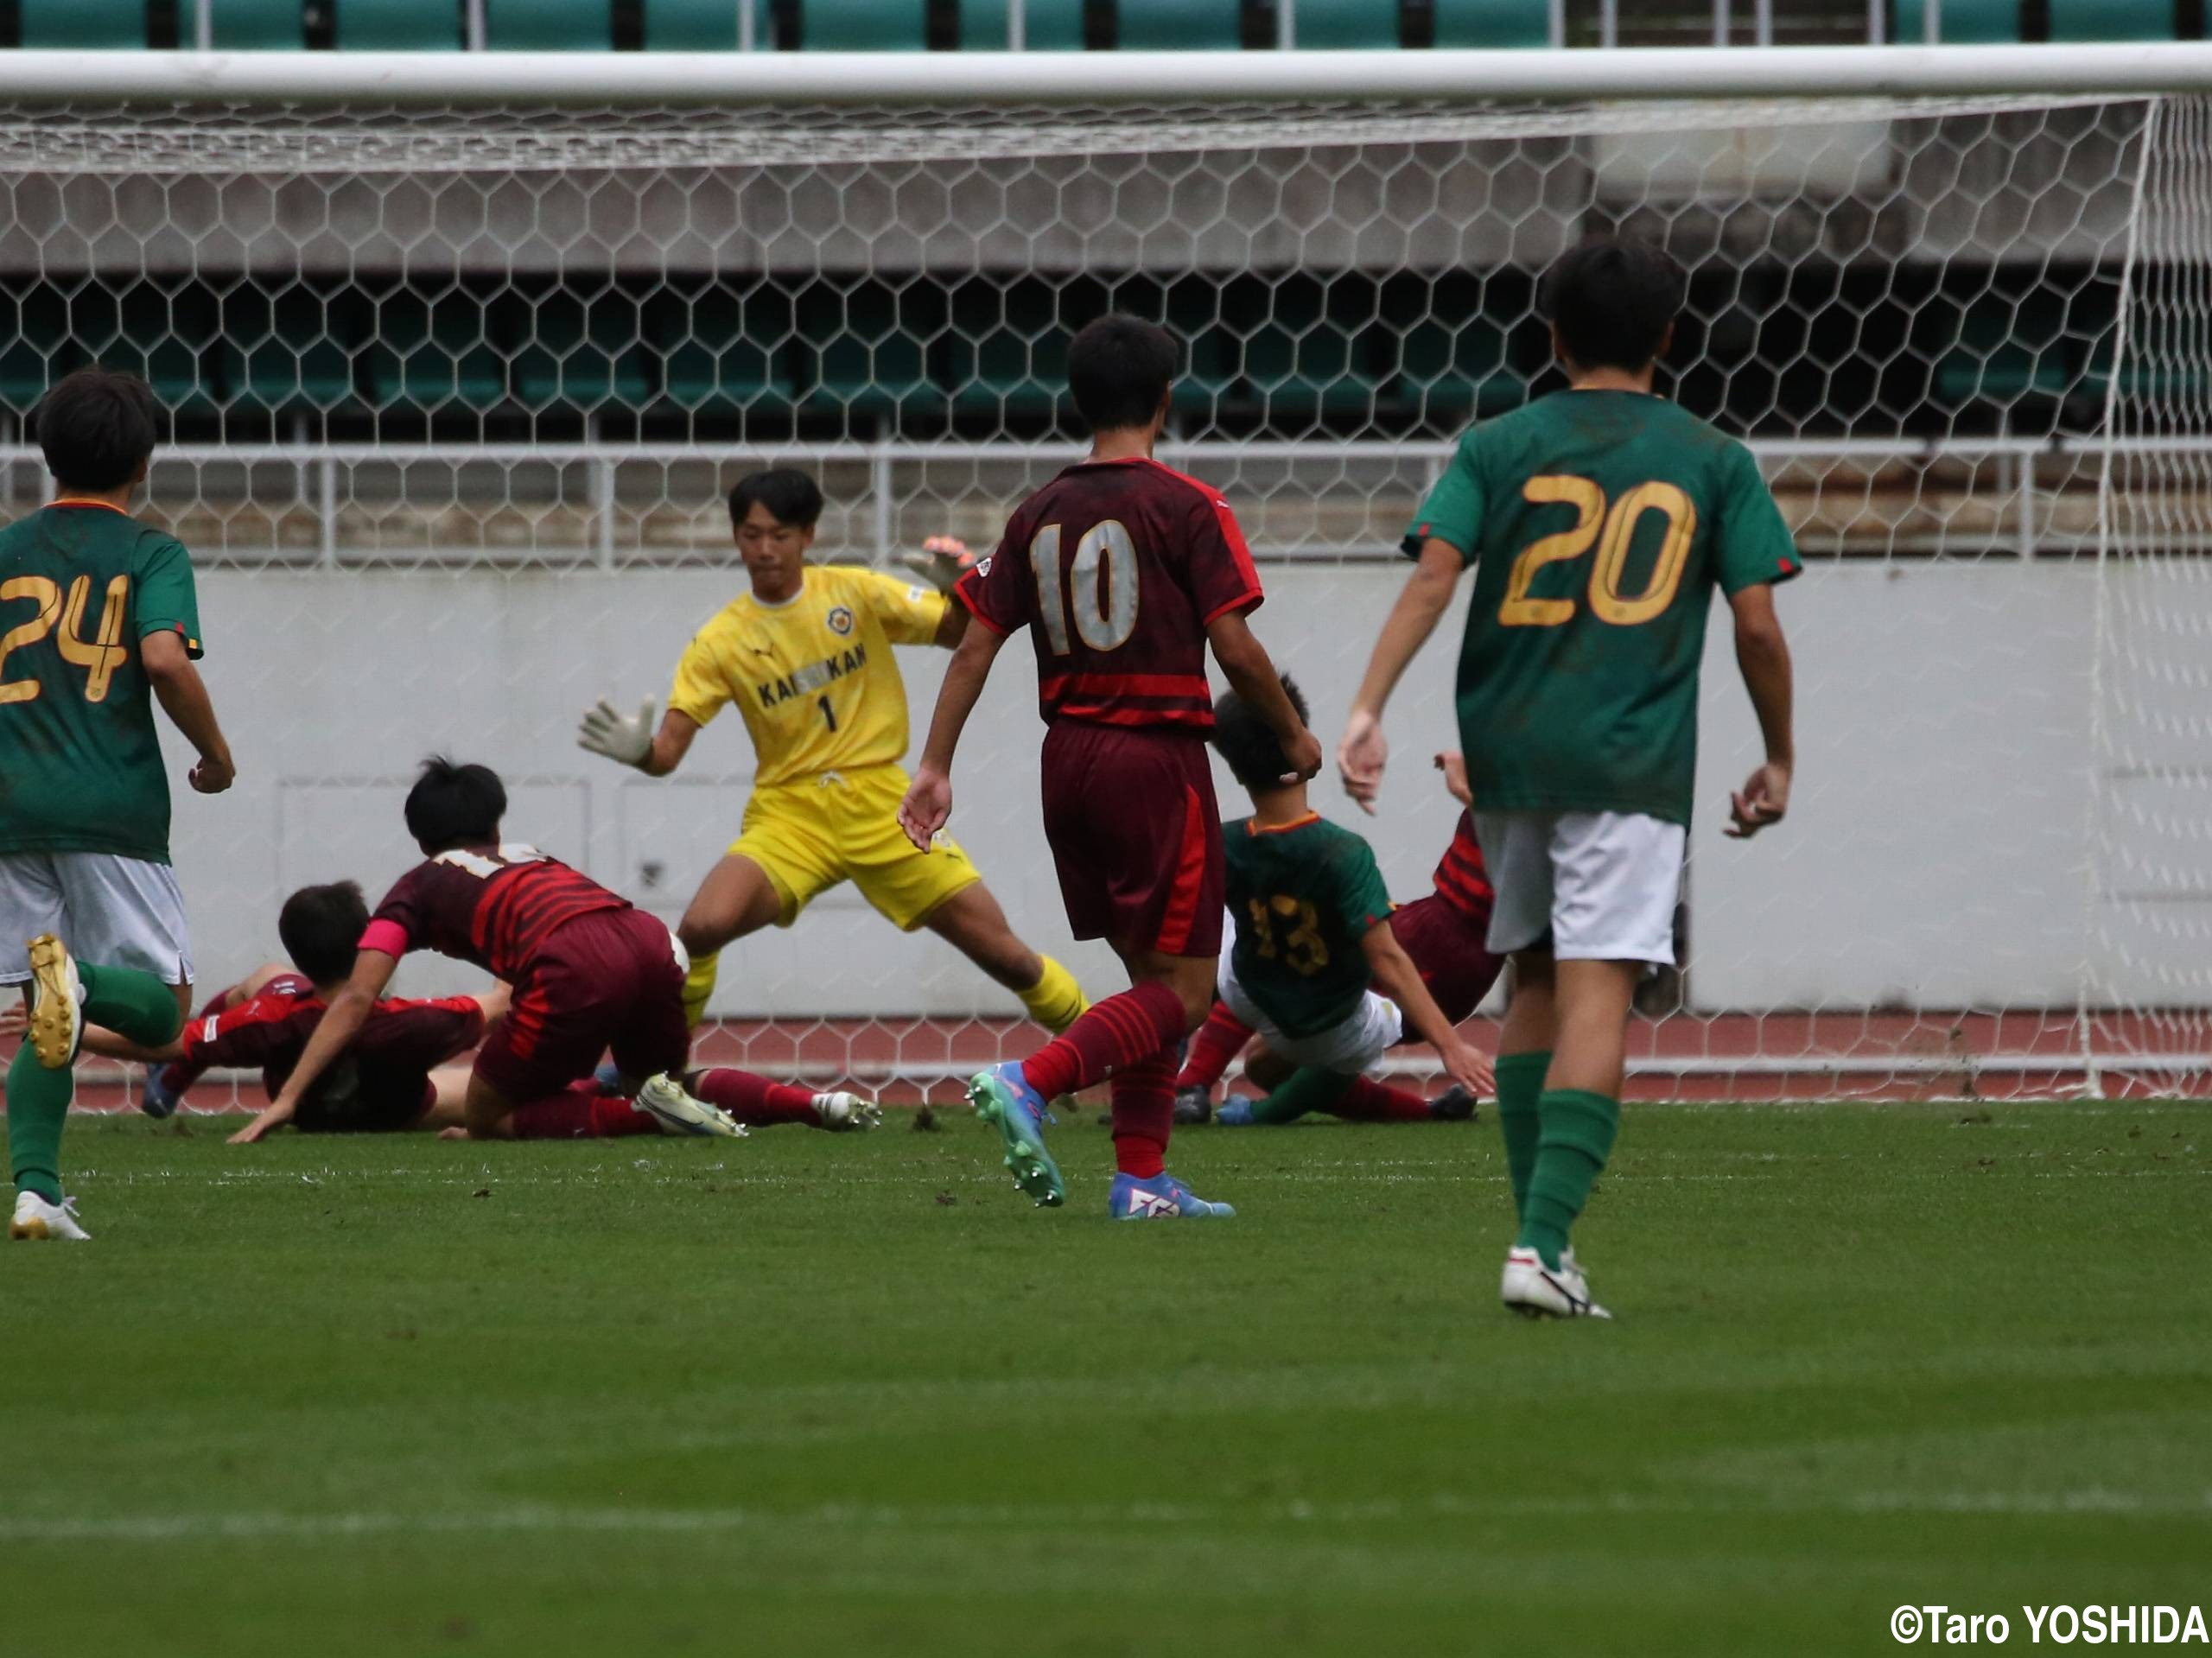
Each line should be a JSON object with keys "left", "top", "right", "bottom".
{"left": 1155, "top": 785, "right": 1211, "bottom": 956}
{"left": 1142, "top": 458, "right": 1266, "bottom": 611}
{"left": 1051, "top": 704, "right": 1213, "bottom": 729}
{"left": 955, "top": 575, "right": 1010, "bottom": 635}
{"left": 1039, "top": 670, "right": 1211, "bottom": 701}
{"left": 1432, "top": 812, "right": 1496, "bottom": 924}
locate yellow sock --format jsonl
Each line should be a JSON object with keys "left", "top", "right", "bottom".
{"left": 681, "top": 949, "right": 721, "bottom": 1032}
{"left": 1017, "top": 955, "right": 1088, "bottom": 1033}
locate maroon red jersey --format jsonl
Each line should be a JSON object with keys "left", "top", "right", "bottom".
{"left": 957, "top": 456, "right": 1263, "bottom": 729}
{"left": 181, "top": 973, "right": 485, "bottom": 1105}
{"left": 359, "top": 842, "right": 628, "bottom": 981}
{"left": 1432, "top": 810, "right": 1496, "bottom": 930}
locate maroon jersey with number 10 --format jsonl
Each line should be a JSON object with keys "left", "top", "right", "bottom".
{"left": 957, "top": 455, "right": 1264, "bottom": 728}
{"left": 359, "top": 842, "right": 628, "bottom": 980}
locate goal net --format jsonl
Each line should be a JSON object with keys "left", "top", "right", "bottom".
{"left": 7, "top": 57, "right": 2207, "bottom": 1104}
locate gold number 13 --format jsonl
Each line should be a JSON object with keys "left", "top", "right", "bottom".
{"left": 1499, "top": 476, "right": 1696, "bottom": 629}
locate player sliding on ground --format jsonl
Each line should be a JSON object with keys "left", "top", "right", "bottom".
{"left": 230, "top": 759, "right": 864, "bottom": 1144}
{"left": 900, "top": 314, "right": 1321, "bottom": 1219}
{"left": 0, "top": 367, "right": 237, "bottom": 1242}
{"left": 1204, "top": 677, "right": 1492, "bottom": 1128}
{"left": 575, "top": 468, "right": 1086, "bottom": 1041}
{"left": 1339, "top": 237, "right": 1799, "bottom": 1319}
{"left": 1185, "top": 738, "right": 1502, "bottom": 1128}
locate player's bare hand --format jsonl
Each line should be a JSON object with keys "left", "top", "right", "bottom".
{"left": 1281, "top": 725, "right": 1324, "bottom": 785}
{"left": 900, "top": 535, "right": 979, "bottom": 595}
{"left": 1338, "top": 710, "right": 1388, "bottom": 814}
{"left": 228, "top": 1112, "right": 278, "bottom": 1146}
{"left": 189, "top": 753, "right": 235, "bottom": 794}
{"left": 1726, "top": 760, "right": 1792, "bottom": 839}
{"left": 1440, "top": 1036, "right": 1495, "bottom": 1099}
{"left": 579, "top": 696, "right": 657, "bottom": 768}
{"left": 898, "top": 766, "right": 952, "bottom": 853}
{"left": 1433, "top": 750, "right": 1472, "bottom": 809}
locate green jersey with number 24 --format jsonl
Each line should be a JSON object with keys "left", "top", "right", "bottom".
{"left": 0, "top": 503, "right": 204, "bottom": 863}
{"left": 1406, "top": 390, "right": 1800, "bottom": 827}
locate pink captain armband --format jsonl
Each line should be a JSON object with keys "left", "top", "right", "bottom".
{"left": 358, "top": 919, "right": 410, "bottom": 958}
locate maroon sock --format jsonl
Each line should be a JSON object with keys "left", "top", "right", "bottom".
{"left": 511, "top": 1093, "right": 658, "bottom": 1139}
{"left": 685, "top": 1066, "right": 818, "bottom": 1127}
{"left": 1174, "top": 1001, "right": 1252, "bottom": 1092}
{"left": 1020, "top": 981, "right": 1189, "bottom": 1100}
{"left": 1331, "top": 1075, "right": 1436, "bottom": 1123}
{"left": 1110, "top": 1050, "right": 1177, "bottom": 1178}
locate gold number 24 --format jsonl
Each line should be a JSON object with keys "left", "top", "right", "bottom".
{"left": 1499, "top": 476, "right": 1697, "bottom": 629}
{"left": 0, "top": 574, "right": 131, "bottom": 706}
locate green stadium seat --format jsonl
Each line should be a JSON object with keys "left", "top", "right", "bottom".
{"left": 1431, "top": 0, "right": 1552, "bottom": 47}
{"left": 653, "top": 288, "right": 796, "bottom": 416}
{"left": 512, "top": 291, "right": 652, "bottom": 416}
{"left": 957, "top": 0, "right": 1083, "bottom": 48}
{"left": 96, "top": 287, "right": 220, "bottom": 415}
{"left": 798, "top": 284, "right": 941, "bottom": 422}
{"left": 800, "top": 0, "right": 927, "bottom": 48}
{"left": 359, "top": 290, "right": 507, "bottom": 414}
{"left": 1929, "top": 293, "right": 2070, "bottom": 408}
{"left": 0, "top": 292, "right": 74, "bottom": 417}
{"left": 209, "top": 0, "right": 306, "bottom": 48}
{"left": 333, "top": 0, "right": 463, "bottom": 48}
{"left": 1116, "top": 0, "right": 1241, "bottom": 48}
{"left": 1389, "top": 314, "right": 1525, "bottom": 422}
{"left": 642, "top": 0, "right": 761, "bottom": 48}
{"left": 20, "top": 0, "right": 148, "bottom": 48}
{"left": 1230, "top": 280, "right": 1383, "bottom": 424}
{"left": 1163, "top": 284, "right": 1236, "bottom": 422}
{"left": 220, "top": 286, "right": 362, "bottom": 415}
{"left": 1892, "top": 0, "right": 2018, "bottom": 42}
{"left": 484, "top": 0, "right": 610, "bottom": 49}
{"left": 943, "top": 283, "right": 1064, "bottom": 422}
{"left": 2050, "top": 0, "right": 2174, "bottom": 39}
{"left": 1292, "top": 0, "right": 1399, "bottom": 47}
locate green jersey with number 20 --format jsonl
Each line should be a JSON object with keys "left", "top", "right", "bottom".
{"left": 1405, "top": 391, "right": 1800, "bottom": 827}
{"left": 0, "top": 502, "right": 204, "bottom": 863}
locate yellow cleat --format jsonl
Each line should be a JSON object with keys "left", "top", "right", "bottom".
{"left": 25, "top": 933, "right": 83, "bottom": 1071}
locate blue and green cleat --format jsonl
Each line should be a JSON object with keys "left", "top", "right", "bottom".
{"left": 1109, "top": 1171, "right": 1236, "bottom": 1220}
{"left": 968, "top": 1062, "right": 1065, "bottom": 1208}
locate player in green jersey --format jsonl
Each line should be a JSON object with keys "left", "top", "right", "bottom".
{"left": 0, "top": 367, "right": 237, "bottom": 1242}
{"left": 1338, "top": 238, "right": 1798, "bottom": 1318}
{"left": 1213, "top": 677, "right": 1491, "bottom": 1127}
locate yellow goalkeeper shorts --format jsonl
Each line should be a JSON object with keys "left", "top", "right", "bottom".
{"left": 731, "top": 762, "right": 982, "bottom": 931}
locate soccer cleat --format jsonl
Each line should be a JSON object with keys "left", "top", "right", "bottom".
{"left": 10, "top": 1191, "right": 90, "bottom": 1242}
{"left": 140, "top": 1064, "right": 186, "bottom": 1121}
{"left": 1109, "top": 1170, "right": 1236, "bottom": 1220}
{"left": 25, "top": 933, "right": 83, "bottom": 1070}
{"left": 1428, "top": 1084, "right": 1479, "bottom": 1123}
{"left": 1173, "top": 1083, "right": 1212, "bottom": 1126}
{"left": 811, "top": 1091, "right": 882, "bottom": 1132}
{"left": 967, "top": 1062, "right": 1065, "bottom": 1208}
{"left": 634, "top": 1073, "right": 748, "bottom": 1139}
{"left": 1214, "top": 1096, "right": 1255, "bottom": 1127}
{"left": 1499, "top": 1245, "right": 1611, "bottom": 1320}
{"left": 592, "top": 1060, "right": 632, "bottom": 1096}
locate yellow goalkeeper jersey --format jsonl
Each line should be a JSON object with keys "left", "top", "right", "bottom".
{"left": 666, "top": 564, "right": 947, "bottom": 788}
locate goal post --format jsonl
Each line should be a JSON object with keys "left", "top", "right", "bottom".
{"left": 6, "top": 47, "right": 2210, "bottom": 1103}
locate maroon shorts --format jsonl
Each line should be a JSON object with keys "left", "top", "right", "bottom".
{"left": 1039, "top": 721, "right": 1224, "bottom": 959}
{"left": 474, "top": 906, "right": 690, "bottom": 1102}
{"left": 281, "top": 998, "right": 486, "bottom": 1134}
{"left": 1388, "top": 893, "right": 1506, "bottom": 1029}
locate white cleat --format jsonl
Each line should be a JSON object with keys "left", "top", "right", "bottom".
{"left": 25, "top": 933, "right": 84, "bottom": 1070}
{"left": 10, "top": 1191, "right": 91, "bottom": 1242}
{"left": 811, "top": 1092, "right": 881, "bottom": 1132}
{"left": 1500, "top": 1245, "right": 1611, "bottom": 1320}
{"left": 635, "top": 1073, "right": 748, "bottom": 1139}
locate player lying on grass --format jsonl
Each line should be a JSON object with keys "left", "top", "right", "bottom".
{"left": 1176, "top": 748, "right": 1504, "bottom": 1127}
{"left": 575, "top": 468, "right": 1086, "bottom": 1044}
{"left": 900, "top": 314, "right": 1322, "bottom": 1220}
{"left": 1340, "top": 236, "right": 1798, "bottom": 1319}
{"left": 1200, "top": 678, "right": 1491, "bottom": 1129}
{"left": 1, "top": 367, "right": 237, "bottom": 1242}
{"left": 230, "top": 758, "right": 863, "bottom": 1145}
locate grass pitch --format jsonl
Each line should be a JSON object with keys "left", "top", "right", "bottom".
{"left": 3, "top": 1099, "right": 2208, "bottom": 1657}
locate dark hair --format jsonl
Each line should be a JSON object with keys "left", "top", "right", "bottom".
{"left": 1210, "top": 674, "right": 1312, "bottom": 792}
{"left": 35, "top": 366, "right": 160, "bottom": 493}
{"left": 728, "top": 467, "right": 824, "bottom": 531}
{"left": 278, "top": 881, "right": 371, "bottom": 984}
{"left": 1067, "top": 314, "right": 1178, "bottom": 434}
{"left": 404, "top": 756, "right": 506, "bottom": 854}
{"left": 1541, "top": 238, "right": 1687, "bottom": 375}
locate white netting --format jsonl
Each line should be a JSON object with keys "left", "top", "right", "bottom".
{"left": 6, "top": 85, "right": 2205, "bottom": 1103}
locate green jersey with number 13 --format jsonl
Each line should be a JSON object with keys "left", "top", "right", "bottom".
{"left": 1405, "top": 390, "right": 1800, "bottom": 828}
{"left": 0, "top": 502, "right": 204, "bottom": 863}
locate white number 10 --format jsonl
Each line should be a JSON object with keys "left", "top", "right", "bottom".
{"left": 1031, "top": 519, "right": 1139, "bottom": 657}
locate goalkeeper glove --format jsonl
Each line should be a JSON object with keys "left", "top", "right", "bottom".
{"left": 899, "top": 534, "right": 980, "bottom": 595}
{"left": 578, "top": 696, "right": 657, "bottom": 768}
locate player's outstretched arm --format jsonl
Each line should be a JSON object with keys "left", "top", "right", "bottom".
{"left": 899, "top": 621, "right": 1007, "bottom": 851}
{"left": 1725, "top": 583, "right": 1795, "bottom": 840}
{"left": 1339, "top": 539, "right": 1464, "bottom": 814}
{"left": 580, "top": 699, "right": 698, "bottom": 778}
{"left": 234, "top": 948, "right": 397, "bottom": 1144}
{"left": 1362, "top": 922, "right": 1494, "bottom": 1097}
{"left": 1205, "top": 611, "right": 1322, "bottom": 783}
{"left": 142, "top": 628, "right": 235, "bottom": 795}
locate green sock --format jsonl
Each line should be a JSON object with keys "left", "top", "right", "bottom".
{"left": 7, "top": 1041, "right": 72, "bottom": 1203}
{"left": 1249, "top": 1067, "right": 1355, "bottom": 1125}
{"left": 1493, "top": 1051, "right": 1550, "bottom": 1222}
{"left": 1516, "top": 1089, "right": 1620, "bottom": 1271}
{"left": 78, "top": 960, "right": 182, "bottom": 1046}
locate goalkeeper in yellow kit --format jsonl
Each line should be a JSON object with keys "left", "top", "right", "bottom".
{"left": 577, "top": 468, "right": 1086, "bottom": 1035}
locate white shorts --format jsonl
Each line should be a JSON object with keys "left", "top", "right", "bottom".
{"left": 1474, "top": 810, "right": 1686, "bottom": 965}
{"left": 0, "top": 852, "right": 194, "bottom": 986}
{"left": 1217, "top": 950, "right": 1404, "bottom": 1075}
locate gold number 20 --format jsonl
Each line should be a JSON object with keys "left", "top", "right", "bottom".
{"left": 1498, "top": 476, "right": 1696, "bottom": 629}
